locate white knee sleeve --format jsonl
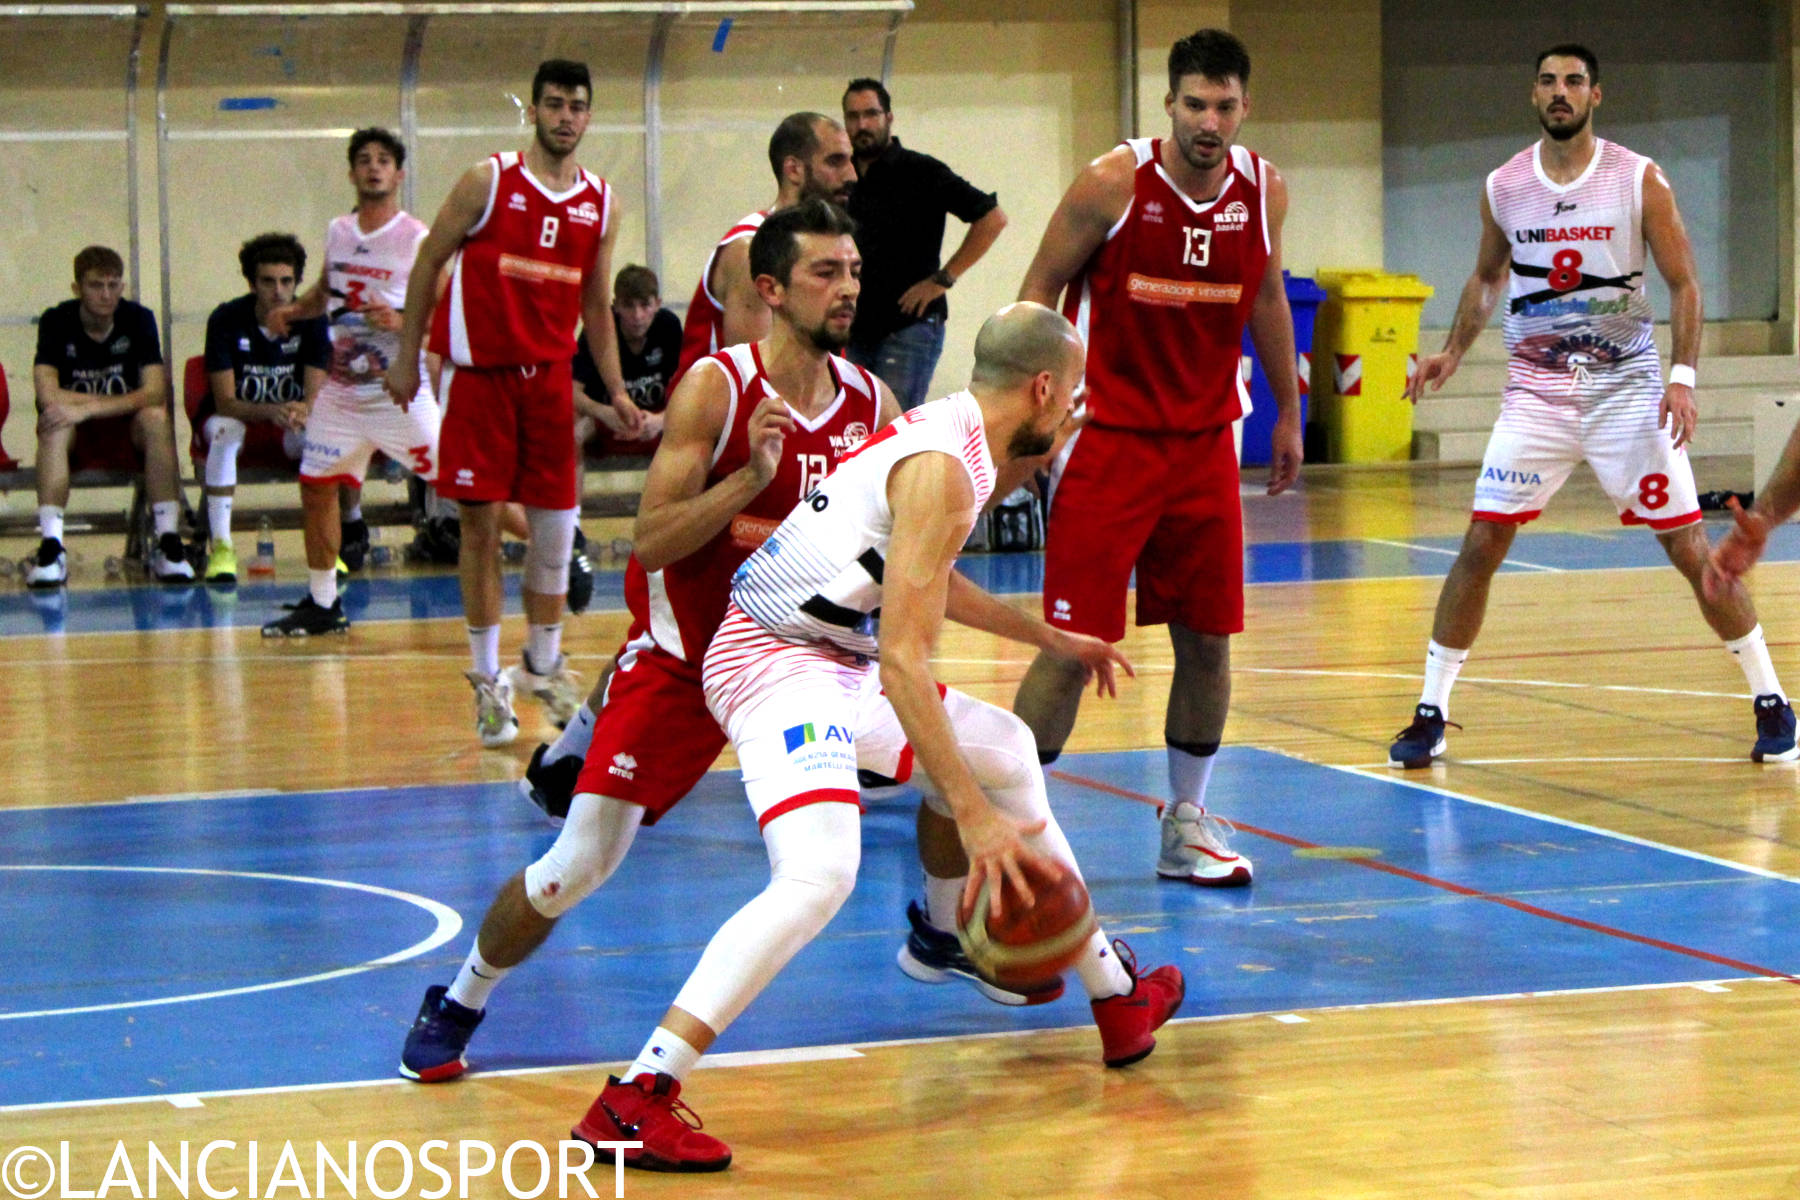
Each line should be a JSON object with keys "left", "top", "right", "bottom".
{"left": 671, "top": 803, "right": 861, "bottom": 1033}
{"left": 202, "top": 416, "right": 247, "bottom": 489}
{"left": 523, "top": 793, "right": 645, "bottom": 918}
{"left": 523, "top": 504, "right": 578, "bottom": 595}
{"left": 941, "top": 691, "right": 1084, "bottom": 881}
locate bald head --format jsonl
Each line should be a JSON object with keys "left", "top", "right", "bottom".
{"left": 969, "top": 302, "right": 1084, "bottom": 390}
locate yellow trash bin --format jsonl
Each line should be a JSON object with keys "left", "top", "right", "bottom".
{"left": 1311, "top": 270, "right": 1434, "bottom": 462}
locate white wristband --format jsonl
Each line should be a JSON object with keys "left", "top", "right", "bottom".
{"left": 1669, "top": 364, "right": 1697, "bottom": 389}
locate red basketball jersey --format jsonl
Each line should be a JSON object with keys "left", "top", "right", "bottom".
{"left": 1065, "top": 138, "right": 1271, "bottom": 433}
{"left": 432, "top": 151, "right": 611, "bottom": 368}
{"left": 624, "top": 341, "right": 882, "bottom": 664}
{"left": 670, "top": 211, "right": 766, "bottom": 389}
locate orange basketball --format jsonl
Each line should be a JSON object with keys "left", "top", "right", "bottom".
{"left": 956, "top": 861, "right": 1097, "bottom": 991}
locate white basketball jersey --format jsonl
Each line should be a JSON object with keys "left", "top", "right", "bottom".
{"left": 728, "top": 390, "right": 997, "bottom": 658}
{"left": 323, "top": 211, "right": 430, "bottom": 399}
{"left": 1488, "top": 138, "right": 1655, "bottom": 378}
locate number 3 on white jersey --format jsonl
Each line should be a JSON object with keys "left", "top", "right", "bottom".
{"left": 798, "top": 453, "right": 829, "bottom": 499}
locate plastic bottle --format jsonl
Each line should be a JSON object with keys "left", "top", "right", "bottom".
{"left": 368, "top": 525, "right": 392, "bottom": 568}
{"left": 249, "top": 516, "right": 276, "bottom": 576}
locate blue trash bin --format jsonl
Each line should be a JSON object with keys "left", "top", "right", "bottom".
{"left": 1239, "top": 272, "right": 1326, "bottom": 466}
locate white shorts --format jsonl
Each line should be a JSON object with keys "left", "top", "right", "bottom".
{"left": 300, "top": 380, "right": 440, "bottom": 485}
{"left": 703, "top": 604, "right": 923, "bottom": 830}
{"left": 1473, "top": 358, "right": 1700, "bottom": 531}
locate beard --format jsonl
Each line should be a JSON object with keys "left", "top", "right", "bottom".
{"left": 1007, "top": 423, "right": 1056, "bottom": 459}
{"left": 535, "top": 122, "right": 577, "bottom": 158}
{"left": 805, "top": 318, "right": 852, "bottom": 353}
{"left": 1538, "top": 107, "right": 1589, "bottom": 141}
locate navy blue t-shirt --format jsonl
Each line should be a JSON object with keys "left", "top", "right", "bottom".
{"left": 573, "top": 308, "right": 682, "bottom": 414}
{"left": 34, "top": 298, "right": 162, "bottom": 396}
{"left": 201, "top": 294, "right": 329, "bottom": 419}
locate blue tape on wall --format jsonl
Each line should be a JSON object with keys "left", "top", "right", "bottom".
{"left": 712, "top": 18, "right": 733, "bottom": 52}
{"left": 219, "top": 97, "right": 279, "bottom": 111}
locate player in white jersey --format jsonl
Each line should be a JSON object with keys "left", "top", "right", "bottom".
{"left": 263, "top": 128, "right": 441, "bottom": 636}
{"left": 1390, "top": 44, "right": 1796, "bottom": 767}
{"left": 566, "top": 304, "right": 1185, "bottom": 1173}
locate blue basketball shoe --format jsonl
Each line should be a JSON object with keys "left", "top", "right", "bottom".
{"left": 895, "top": 900, "right": 1063, "bottom": 1006}
{"left": 400, "top": 984, "right": 484, "bottom": 1082}
{"left": 1753, "top": 694, "right": 1799, "bottom": 762}
{"left": 1388, "top": 703, "right": 1459, "bottom": 769}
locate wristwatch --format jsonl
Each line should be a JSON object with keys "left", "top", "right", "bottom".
{"left": 929, "top": 267, "right": 956, "bottom": 289}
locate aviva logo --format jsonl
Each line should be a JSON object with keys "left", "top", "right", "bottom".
{"left": 784, "top": 722, "right": 853, "bottom": 753}
{"left": 1483, "top": 467, "right": 1543, "bottom": 485}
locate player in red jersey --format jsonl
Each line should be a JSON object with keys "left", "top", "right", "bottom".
{"left": 389, "top": 59, "right": 637, "bottom": 746}
{"left": 669, "top": 112, "right": 856, "bottom": 388}
{"left": 1010, "top": 29, "right": 1302, "bottom": 888}
{"left": 400, "top": 199, "right": 925, "bottom": 1085}
{"left": 516, "top": 111, "right": 858, "bottom": 802}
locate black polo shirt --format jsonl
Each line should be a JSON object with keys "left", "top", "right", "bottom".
{"left": 201, "top": 294, "right": 329, "bottom": 421}
{"left": 572, "top": 308, "right": 682, "bottom": 414}
{"left": 35, "top": 298, "right": 162, "bottom": 396}
{"left": 847, "top": 137, "right": 998, "bottom": 342}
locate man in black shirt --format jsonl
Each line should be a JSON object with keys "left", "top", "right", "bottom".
{"left": 198, "top": 232, "right": 331, "bottom": 582}
{"left": 30, "top": 245, "right": 192, "bottom": 585}
{"left": 842, "top": 77, "right": 1008, "bottom": 409}
{"left": 574, "top": 263, "right": 680, "bottom": 454}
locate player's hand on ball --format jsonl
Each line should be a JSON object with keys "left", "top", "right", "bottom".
{"left": 1047, "top": 630, "right": 1134, "bottom": 698}
{"left": 1405, "top": 350, "right": 1460, "bottom": 403}
{"left": 745, "top": 395, "right": 795, "bottom": 486}
{"left": 957, "top": 801, "right": 1062, "bottom": 922}
{"left": 1704, "top": 496, "right": 1769, "bottom": 602}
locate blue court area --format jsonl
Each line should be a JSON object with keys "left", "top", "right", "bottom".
{"left": 6, "top": 747, "right": 1799, "bottom": 1109}
{"left": 8, "top": 520, "right": 1800, "bottom": 638}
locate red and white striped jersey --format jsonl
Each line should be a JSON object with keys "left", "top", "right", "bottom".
{"left": 722, "top": 390, "right": 995, "bottom": 661}
{"left": 432, "top": 152, "right": 611, "bottom": 368}
{"left": 624, "top": 342, "right": 882, "bottom": 664}
{"left": 671, "top": 211, "right": 767, "bottom": 388}
{"left": 1064, "top": 138, "right": 1271, "bottom": 433}
{"left": 323, "top": 211, "right": 430, "bottom": 400}
{"left": 1488, "top": 138, "right": 1655, "bottom": 380}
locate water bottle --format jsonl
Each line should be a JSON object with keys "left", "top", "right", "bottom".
{"left": 249, "top": 516, "right": 276, "bottom": 576}
{"left": 368, "top": 525, "right": 392, "bottom": 568}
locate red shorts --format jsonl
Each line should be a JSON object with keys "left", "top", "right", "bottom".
{"left": 436, "top": 360, "right": 577, "bottom": 508}
{"left": 1042, "top": 423, "right": 1244, "bottom": 642}
{"left": 571, "top": 633, "right": 727, "bottom": 825}
{"left": 69, "top": 413, "right": 143, "bottom": 473}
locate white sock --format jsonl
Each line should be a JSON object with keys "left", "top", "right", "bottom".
{"left": 1073, "top": 929, "right": 1133, "bottom": 1000}
{"left": 309, "top": 569, "right": 337, "bottom": 608}
{"left": 624, "top": 1027, "right": 702, "bottom": 1084}
{"left": 207, "top": 495, "right": 233, "bottom": 545}
{"left": 469, "top": 625, "right": 502, "bottom": 677}
{"left": 525, "top": 623, "right": 563, "bottom": 673}
{"left": 923, "top": 872, "right": 964, "bottom": 933}
{"left": 152, "top": 500, "right": 179, "bottom": 537}
{"left": 39, "top": 506, "right": 64, "bottom": 544}
{"left": 446, "top": 944, "right": 510, "bottom": 1011}
{"left": 1165, "top": 745, "right": 1217, "bottom": 815}
{"left": 545, "top": 701, "right": 597, "bottom": 766}
{"left": 342, "top": 499, "right": 363, "bottom": 523}
{"left": 1421, "top": 639, "right": 1470, "bottom": 713}
{"left": 1725, "top": 624, "right": 1784, "bottom": 700}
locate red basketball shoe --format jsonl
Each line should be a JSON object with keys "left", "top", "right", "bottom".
{"left": 571, "top": 1073, "right": 732, "bottom": 1173}
{"left": 1089, "top": 939, "right": 1185, "bottom": 1067}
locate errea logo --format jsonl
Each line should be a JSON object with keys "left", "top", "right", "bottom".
{"left": 455, "top": 467, "right": 475, "bottom": 487}
{"left": 609, "top": 752, "right": 637, "bottom": 780}
{"left": 1142, "top": 200, "right": 1165, "bottom": 224}
{"left": 1214, "top": 200, "right": 1250, "bottom": 232}
{"left": 1052, "top": 598, "right": 1072, "bottom": 621}
{"left": 508, "top": 192, "right": 528, "bottom": 211}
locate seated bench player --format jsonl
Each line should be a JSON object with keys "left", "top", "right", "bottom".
{"left": 195, "top": 233, "right": 330, "bottom": 583}
{"left": 29, "top": 245, "right": 193, "bottom": 586}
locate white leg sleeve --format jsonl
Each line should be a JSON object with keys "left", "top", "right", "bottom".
{"left": 670, "top": 802, "right": 861, "bottom": 1034}
{"left": 202, "top": 415, "right": 247, "bottom": 489}
{"left": 941, "top": 690, "right": 1084, "bottom": 883}
{"left": 523, "top": 793, "right": 645, "bottom": 918}
{"left": 523, "top": 504, "right": 579, "bottom": 595}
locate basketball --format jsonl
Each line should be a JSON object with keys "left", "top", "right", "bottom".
{"left": 956, "top": 862, "right": 1097, "bottom": 990}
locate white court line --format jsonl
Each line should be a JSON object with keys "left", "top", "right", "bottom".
{"left": 1, "top": 975, "right": 1768, "bottom": 1116}
{"left": 1362, "top": 536, "right": 1563, "bottom": 573}
{"left": 0, "top": 866, "right": 462, "bottom": 1020}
